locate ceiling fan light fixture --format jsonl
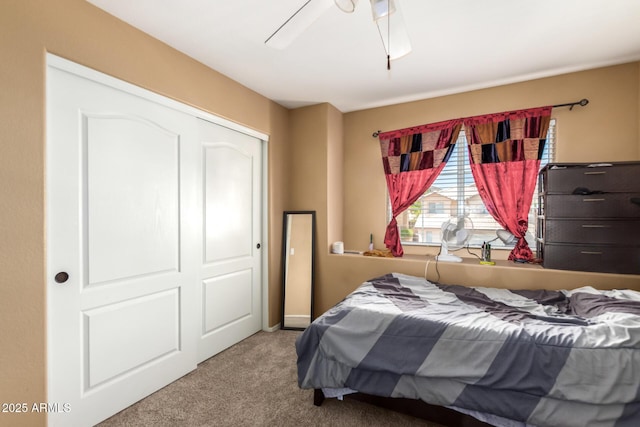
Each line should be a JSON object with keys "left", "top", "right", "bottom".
{"left": 370, "top": 0, "right": 396, "bottom": 20}
{"left": 335, "top": 0, "right": 359, "bottom": 13}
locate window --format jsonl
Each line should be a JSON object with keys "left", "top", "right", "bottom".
{"left": 390, "top": 119, "right": 556, "bottom": 249}
{"left": 428, "top": 202, "right": 445, "bottom": 214}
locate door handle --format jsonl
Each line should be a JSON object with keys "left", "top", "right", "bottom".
{"left": 54, "top": 272, "right": 69, "bottom": 284}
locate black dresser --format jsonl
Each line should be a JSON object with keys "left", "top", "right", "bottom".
{"left": 537, "top": 162, "right": 640, "bottom": 275}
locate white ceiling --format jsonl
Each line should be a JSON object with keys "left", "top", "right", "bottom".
{"left": 87, "top": 0, "right": 640, "bottom": 113}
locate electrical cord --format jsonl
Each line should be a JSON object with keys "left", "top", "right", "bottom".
{"left": 431, "top": 245, "right": 441, "bottom": 284}
{"left": 425, "top": 252, "right": 439, "bottom": 283}
{"left": 428, "top": 244, "right": 485, "bottom": 284}
{"left": 465, "top": 245, "right": 482, "bottom": 260}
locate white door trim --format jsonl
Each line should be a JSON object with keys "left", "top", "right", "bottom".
{"left": 46, "top": 55, "right": 268, "bottom": 142}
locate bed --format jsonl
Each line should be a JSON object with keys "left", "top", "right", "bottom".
{"left": 296, "top": 273, "right": 640, "bottom": 427}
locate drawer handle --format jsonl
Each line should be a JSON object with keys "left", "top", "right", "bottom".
{"left": 582, "top": 198, "right": 605, "bottom": 202}
{"left": 581, "top": 224, "right": 611, "bottom": 228}
{"left": 583, "top": 171, "right": 606, "bottom": 175}
{"left": 581, "top": 251, "right": 603, "bottom": 255}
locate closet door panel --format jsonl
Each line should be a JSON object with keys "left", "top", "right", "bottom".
{"left": 47, "top": 60, "right": 198, "bottom": 427}
{"left": 197, "top": 119, "right": 263, "bottom": 362}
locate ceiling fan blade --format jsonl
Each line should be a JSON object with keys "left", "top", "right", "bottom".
{"left": 265, "top": 0, "right": 334, "bottom": 49}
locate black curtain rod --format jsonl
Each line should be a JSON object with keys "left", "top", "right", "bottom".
{"left": 552, "top": 98, "right": 589, "bottom": 110}
{"left": 371, "top": 98, "right": 589, "bottom": 138}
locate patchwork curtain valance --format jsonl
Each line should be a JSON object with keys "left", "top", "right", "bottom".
{"left": 378, "top": 106, "right": 552, "bottom": 259}
{"left": 379, "top": 119, "right": 463, "bottom": 175}
{"left": 464, "top": 107, "right": 552, "bottom": 165}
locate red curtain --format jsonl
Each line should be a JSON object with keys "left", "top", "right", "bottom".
{"left": 379, "top": 119, "right": 463, "bottom": 257}
{"left": 463, "top": 107, "right": 552, "bottom": 261}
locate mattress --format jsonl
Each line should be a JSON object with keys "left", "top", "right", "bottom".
{"left": 296, "top": 273, "right": 640, "bottom": 427}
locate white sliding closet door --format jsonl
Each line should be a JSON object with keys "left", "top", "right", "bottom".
{"left": 46, "top": 57, "right": 265, "bottom": 426}
{"left": 197, "top": 119, "right": 263, "bottom": 362}
{"left": 47, "top": 63, "right": 200, "bottom": 427}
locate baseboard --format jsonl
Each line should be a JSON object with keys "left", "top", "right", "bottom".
{"left": 284, "top": 315, "right": 310, "bottom": 328}
{"left": 263, "top": 323, "right": 281, "bottom": 332}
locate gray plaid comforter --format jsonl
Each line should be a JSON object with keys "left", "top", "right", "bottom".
{"left": 296, "top": 273, "right": 640, "bottom": 427}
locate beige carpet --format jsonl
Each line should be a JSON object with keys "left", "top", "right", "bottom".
{"left": 99, "top": 329, "right": 439, "bottom": 426}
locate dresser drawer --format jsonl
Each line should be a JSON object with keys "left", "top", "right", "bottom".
{"left": 545, "top": 193, "right": 640, "bottom": 218}
{"left": 542, "top": 243, "right": 640, "bottom": 275}
{"left": 543, "top": 163, "right": 640, "bottom": 194}
{"left": 543, "top": 219, "right": 640, "bottom": 244}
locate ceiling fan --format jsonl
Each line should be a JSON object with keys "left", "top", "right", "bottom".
{"left": 265, "top": 0, "right": 411, "bottom": 67}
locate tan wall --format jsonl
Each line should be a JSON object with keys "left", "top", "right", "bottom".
{"left": 268, "top": 103, "right": 290, "bottom": 327}
{"left": 344, "top": 62, "right": 640, "bottom": 257}
{"left": 0, "top": 1, "right": 288, "bottom": 424}
{"left": 290, "top": 63, "right": 640, "bottom": 316}
{"left": 327, "top": 105, "right": 344, "bottom": 252}
{"left": 288, "top": 104, "right": 329, "bottom": 317}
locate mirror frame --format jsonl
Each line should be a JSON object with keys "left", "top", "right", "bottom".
{"left": 281, "top": 210, "right": 316, "bottom": 331}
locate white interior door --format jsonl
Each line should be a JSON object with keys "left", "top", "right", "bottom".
{"left": 197, "top": 119, "right": 263, "bottom": 362}
{"left": 47, "top": 64, "right": 199, "bottom": 427}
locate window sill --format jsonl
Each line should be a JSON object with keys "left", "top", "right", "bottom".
{"left": 328, "top": 251, "right": 542, "bottom": 269}
{"left": 396, "top": 243, "right": 516, "bottom": 261}
{"left": 397, "top": 253, "right": 543, "bottom": 269}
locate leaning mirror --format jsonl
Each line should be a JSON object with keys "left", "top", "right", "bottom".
{"left": 281, "top": 211, "right": 315, "bottom": 330}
